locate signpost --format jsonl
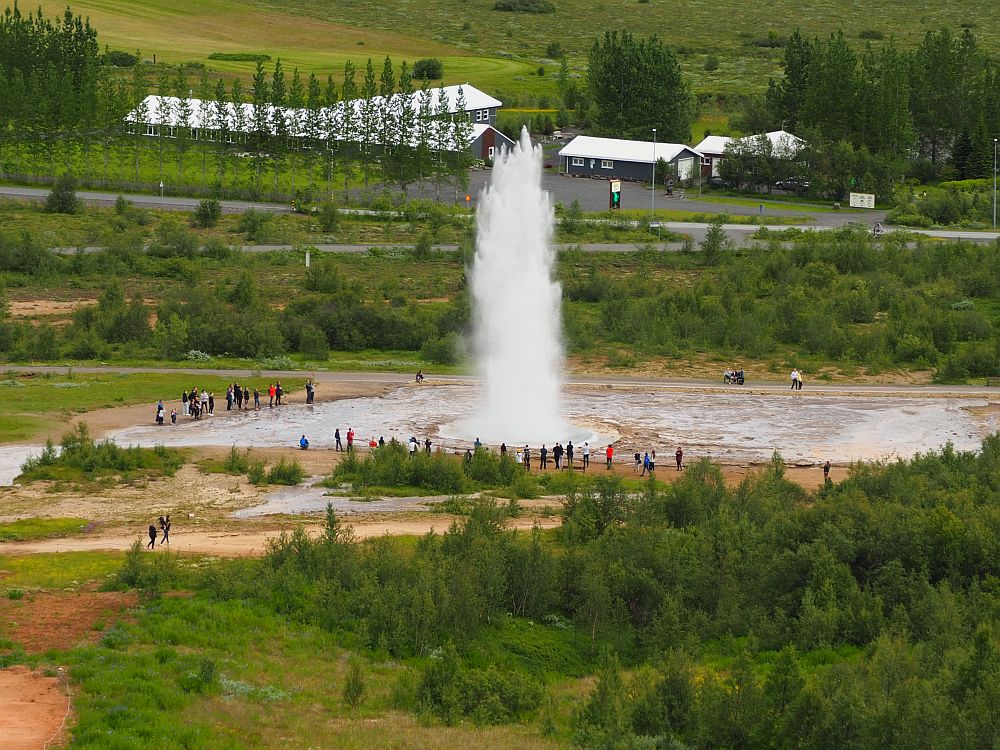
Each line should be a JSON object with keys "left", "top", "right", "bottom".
{"left": 849, "top": 192, "right": 876, "bottom": 210}
{"left": 609, "top": 180, "right": 621, "bottom": 210}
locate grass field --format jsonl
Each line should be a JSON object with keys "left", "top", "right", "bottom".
{"left": 0, "top": 372, "right": 247, "bottom": 444}
{"left": 0, "top": 518, "right": 89, "bottom": 542}
{"left": 32, "top": 0, "right": 999, "bottom": 107}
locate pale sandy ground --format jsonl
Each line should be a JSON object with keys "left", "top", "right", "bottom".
{"left": 0, "top": 666, "right": 70, "bottom": 750}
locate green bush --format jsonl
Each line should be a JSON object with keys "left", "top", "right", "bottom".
{"left": 412, "top": 58, "right": 444, "bottom": 80}
{"left": 265, "top": 458, "right": 305, "bottom": 486}
{"left": 207, "top": 52, "right": 271, "bottom": 62}
{"left": 192, "top": 199, "right": 222, "bottom": 228}
{"left": 238, "top": 208, "right": 272, "bottom": 241}
{"left": 343, "top": 660, "right": 366, "bottom": 708}
{"left": 493, "top": 0, "right": 555, "bottom": 12}
{"left": 421, "top": 333, "right": 459, "bottom": 365}
{"left": 317, "top": 201, "right": 340, "bottom": 233}
{"left": 45, "top": 173, "right": 79, "bottom": 214}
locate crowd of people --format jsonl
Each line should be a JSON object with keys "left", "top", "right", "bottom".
{"left": 156, "top": 380, "right": 297, "bottom": 426}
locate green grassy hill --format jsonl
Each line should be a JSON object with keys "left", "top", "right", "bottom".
{"left": 36, "top": 0, "right": 1000, "bottom": 105}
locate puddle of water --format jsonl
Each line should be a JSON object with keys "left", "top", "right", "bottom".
{"left": 0, "top": 445, "right": 44, "bottom": 487}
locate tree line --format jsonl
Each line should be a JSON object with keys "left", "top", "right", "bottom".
{"left": 736, "top": 28, "right": 1000, "bottom": 188}
{"left": 0, "top": 5, "right": 477, "bottom": 201}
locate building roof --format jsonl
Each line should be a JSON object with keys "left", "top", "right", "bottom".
{"left": 123, "top": 84, "right": 502, "bottom": 150}
{"left": 694, "top": 130, "right": 805, "bottom": 157}
{"left": 558, "top": 135, "right": 701, "bottom": 164}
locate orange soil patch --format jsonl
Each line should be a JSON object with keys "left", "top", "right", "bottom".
{"left": 0, "top": 666, "right": 70, "bottom": 750}
{"left": 6, "top": 299, "right": 95, "bottom": 320}
{"left": 0, "top": 591, "right": 137, "bottom": 654}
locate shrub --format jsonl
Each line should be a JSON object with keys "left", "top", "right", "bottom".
{"left": 238, "top": 208, "right": 271, "bottom": 241}
{"left": 412, "top": 58, "right": 444, "bottom": 80}
{"left": 545, "top": 42, "right": 564, "bottom": 58}
{"left": 223, "top": 446, "right": 249, "bottom": 474}
{"left": 104, "top": 50, "right": 138, "bottom": 67}
{"left": 859, "top": 29, "right": 885, "bottom": 40}
{"left": 317, "top": 201, "right": 340, "bottom": 233}
{"left": 266, "top": 458, "right": 305, "bottom": 486}
{"left": 704, "top": 55, "right": 719, "bottom": 71}
{"left": 298, "top": 324, "right": 330, "bottom": 361}
{"left": 421, "top": 333, "right": 458, "bottom": 365}
{"left": 343, "top": 661, "right": 365, "bottom": 708}
{"left": 247, "top": 460, "right": 266, "bottom": 485}
{"left": 192, "top": 199, "right": 222, "bottom": 228}
{"left": 410, "top": 231, "right": 434, "bottom": 260}
{"left": 493, "top": 0, "right": 555, "bottom": 12}
{"left": 207, "top": 52, "right": 271, "bottom": 62}
{"left": 114, "top": 195, "right": 132, "bottom": 215}
{"left": 45, "top": 173, "right": 79, "bottom": 214}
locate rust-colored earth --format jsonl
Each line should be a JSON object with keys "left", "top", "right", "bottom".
{"left": 0, "top": 590, "right": 137, "bottom": 653}
{"left": 0, "top": 666, "right": 70, "bottom": 750}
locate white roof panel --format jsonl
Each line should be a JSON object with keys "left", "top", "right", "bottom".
{"left": 558, "top": 135, "right": 699, "bottom": 164}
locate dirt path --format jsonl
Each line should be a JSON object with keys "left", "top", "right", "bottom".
{"left": 0, "top": 516, "right": 562, "bottom": 557}
{"left": 0, "top": 666, "right": 70, "bottom": 750}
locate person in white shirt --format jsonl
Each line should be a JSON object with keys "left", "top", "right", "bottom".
{"left": 790, "top": 369, "right": 801, "bottom": 390}
{"left": 582, "top": 442, "right": 590, "bottom": 471}
{"left": 408, "top": 437, "right": 417, "bottom": 457}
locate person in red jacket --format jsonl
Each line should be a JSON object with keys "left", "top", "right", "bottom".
{"left": 268, "top": 383, "right": 276, "bottom": 408}
{"left": 346, "top": 428, "right": 355, "bottom": 450}
{"left": 605, "top": 444, "right": 614, "bottom": 469}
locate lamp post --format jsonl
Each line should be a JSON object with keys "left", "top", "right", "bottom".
{"left": 652, "top": 128, "right": 658, "bottom": 242}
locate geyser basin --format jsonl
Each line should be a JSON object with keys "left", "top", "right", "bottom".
{"left": 104, "top": 384, "right": 996, "bottom": 466}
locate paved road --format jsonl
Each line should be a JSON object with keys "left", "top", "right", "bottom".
{"left": 6, "top": 364, "right": 1000, "bottom": 397}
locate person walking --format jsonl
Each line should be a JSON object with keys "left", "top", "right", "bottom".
{"left": 675, "top": 446, "right": 683, "bottom": 471}
{"left": 346, "top": 428, "right": 354, "bottom": 450}
{"left": 634, "top": 451, "right": 641, "bottom": 472}
{"left": 335, "top": 428, "right": 343, "bottom": 451}
{"left": 582, "top": 442, "right": 590, "bottom": 471}
{"left": 160, "top": 515, "right": 171, "bottom": 545}
{"left": 606, "top": 444, "right": 614, "bottom": 469}
{"left": 540, "top": 445, "right": 548, "bottom": 469}
{"left": 823, "top": 460, "right": 831, "bottom": 483}
{"left": 208, "top": 392, "right": 215, "bottom": 416}
{"left": 649, "top": 450, "right": 656, "bottom": 475}
{"left": 790, "top": 369, "right": 800, "bottom": 390}
{"left": 641, "top": 451, "right": 650, "bottom": 477}
{"left": 147, "top": 523, "right": 158, "bottom": 549}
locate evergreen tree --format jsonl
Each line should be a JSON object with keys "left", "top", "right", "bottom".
{"left": 587, "top": 30, "right": 694, "bottom": 142}
{"left": 911, "top": 29, "right": 965, "bottom": 162}
{"left": 155, "top": 67, "right": 173, "bottom": 184}
{"left": 287, "top": 67, "right": 305, "bottom": 195}
{"left": 359, "top": 59, "right": 378, "bottom": 189}
{"left": 338, "top": 63, "right": 358, "bottom": 199}
{"left": 765, "top": 30, "right": 813, "bottom": 132}
{"left": 212, "top": 79, "right": 230, "bottom": 188}
{"left": 173, "top": 67, "right": 193, "bottom": 190}
{"left": 450, "top": 85, "right": 475, "bottom": 200}
{"left": 197, "top": 72, "right": 213, "bottom": 190}
{"left": 129, "top": 63, "right": 149, "bottom": 186}
{"left": 432, "top": 83, "right": 451, "bottom": 200}
{"left": 305, "top": 72, "right": 323, "bottom": 194}
{"left": 967, "top": 116, "right": 993, "bottom": 179}
{"left": 802, "top": 32, "right": 859, "bottom": 142}
{"left": 250, "top": 60, "right": 271, "bottom": 197}
{"left": 857, "top": 42, "right": 913, "bottom": 155}
{"left": 393, "top": 61, "right": 417, "bottom": 190}
{"left": 414, "top": 82, "right": 434, "bottom": 192}
{"left": 270, "top": 60, "right": 287, "bottom": 195}
{"left": 230, "top": 78, "right": 248, "bottom": 191}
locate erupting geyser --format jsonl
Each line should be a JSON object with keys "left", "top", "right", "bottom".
{"left": 457, "top": 127, "right": 573, "bottom": 443}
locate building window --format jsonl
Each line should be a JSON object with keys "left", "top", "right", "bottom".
{"left": 571, "top": 157, "right": 585, "bottom": 166}
{"left": 600, "top": 159, "right": 613, "bottom": 169}
{"left": 165, "top": 126, "right": 177, "bottom": 138}
{"left": 191, "top": 128, "right": 199, "bottom": 140}
{"left": 476, "top": 109, "right": 489, "bottom": 122}
{"left": 701, "top": 156, "right": 711, "bottom": 166}
{"left": 206, "top": 130, "right": 217, "bottom": 142}
{"left": 145, "top": 124, "right": 158, "bottom": 137}
{"left": 488, "top": 146, "right": 495, "bottom": 160}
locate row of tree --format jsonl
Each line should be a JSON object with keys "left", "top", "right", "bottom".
{"left": 762, "top": 28, "right": 999, "bottom": 173}
{"left": 0, "top": 6, "right": 478, "bottom": 201}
